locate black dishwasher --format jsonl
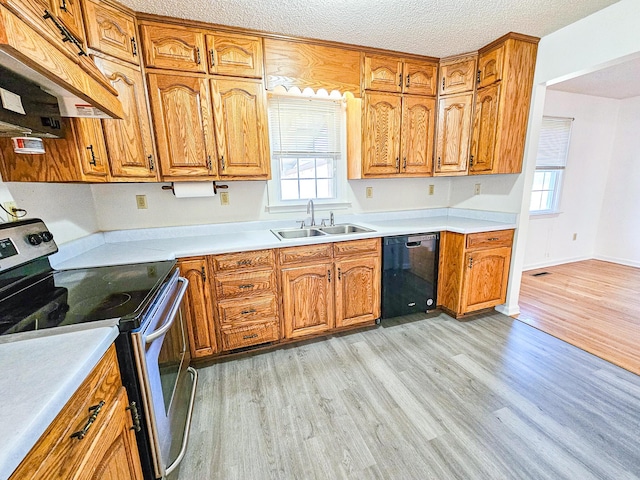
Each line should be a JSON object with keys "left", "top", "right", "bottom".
{"left": 382, "top": 233, "right": 439, "bottom": 319}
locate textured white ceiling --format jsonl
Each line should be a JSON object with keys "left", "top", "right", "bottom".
{"left": 121, "top": 0, "right": 618, "bottom": 57}
{"left": 548, "top": 56, "right": 640, "bottom": 99}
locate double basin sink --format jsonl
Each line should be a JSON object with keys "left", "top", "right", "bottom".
{"left": 271, "top": 224, "right": 374, "bottom": 240}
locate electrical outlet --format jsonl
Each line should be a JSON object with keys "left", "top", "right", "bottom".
{"left": 2, "top": 201, "right": 19, "bottom": 221}
{"left": 366, "top": 186, "right": 373, "bottom": 199}
{"left": 474, "top": 183, "right": 481, "bottom": 195}
{"left": 428, "top": 184, "right": 435, "bottom": 195}
{"left": 220, "top": 192, "right": 230, "bottom": 205}
{"left": 135, "top": 195, "right": 148, "bottom": 209}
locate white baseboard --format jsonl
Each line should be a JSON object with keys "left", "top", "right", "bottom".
{"left": 522, "top": 255, "right": 591, "bottom": 271}
{"left": 495, "top": 303, "right": 520, "bottom": 317}
{"left": 593, "top": 255, "right": 640, "bottom": 269}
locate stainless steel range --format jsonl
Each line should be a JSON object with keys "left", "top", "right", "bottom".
{"left": 0, "top": 218, "right": 197, "bottom": 479}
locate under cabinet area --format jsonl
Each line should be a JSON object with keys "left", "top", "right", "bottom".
{"left": 10, "top": 344, "right": 143, "bottom": 480}
{"left": 438, "top": 229, "right": 514, "bottom": 318}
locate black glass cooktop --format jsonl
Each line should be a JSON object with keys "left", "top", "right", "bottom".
{"left": 0, "top": 260, "right": 176, "bottom": 336}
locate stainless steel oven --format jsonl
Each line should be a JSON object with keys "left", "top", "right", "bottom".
{"left": 132, "top": 270, "right": 197, "bottom": 478}
{"left": 0, "top": 219, "right": 198, "bottom": 480}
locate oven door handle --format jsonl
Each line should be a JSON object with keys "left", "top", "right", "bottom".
{"left": 145, "top": 277, "right": 189, "bottom": 344}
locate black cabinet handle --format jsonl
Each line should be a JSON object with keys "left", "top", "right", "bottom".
{"left": 87, "top": 145, "right": 97, "bottom": 166}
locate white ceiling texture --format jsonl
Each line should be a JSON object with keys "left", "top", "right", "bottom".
{"left": 123, "top": 0, "right": 633, "bottom": 98}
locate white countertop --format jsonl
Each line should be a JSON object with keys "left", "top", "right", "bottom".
{"left": 52, "top": 209, "right": 518, "bottom": 269}
{"left": 0, "top": 326, "right": 119, "bottom": 479}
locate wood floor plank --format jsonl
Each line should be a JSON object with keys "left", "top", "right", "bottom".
{"left": 518, "top": 260, "right": 640, "bottom": 375}
{"left": 176, "top": 313, "right": 640, "bottom": 480}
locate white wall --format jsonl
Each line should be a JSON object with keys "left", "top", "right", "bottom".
{"left": 91, "top": 177, "right": 452, "bottom": 231}
{"left": 5, "top": 182, "right": 100, "bottom": 244}
{"left": 595, "top": 95, "right": 640, "bottom": 267}
{"left": 523, "top": 90, "right": 619, "bottom": 270}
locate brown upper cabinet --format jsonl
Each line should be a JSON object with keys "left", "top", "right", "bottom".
{"left": 93, "top": 56, "right": 158, "bottom": 180}
{"left": 206, "top": 32, "right": 263, "bottom": 78}
{"left": 147, "top": 72, "right": 218, "bottom": 180}
{"left": 364, "top": 55, "right": 437, "bottom": 96}
{"left": 211, "top": 78, "right": 270, "bottom": 178}
{"left": 439, "top": 53, "right": 477, "bottom": 95}
{"left": 434, "top": 93, "right": 473, "bottom": 176}
{"left": 470, "top": 34, "right": 538, "bottom": 174}
{"left": 83, "top": 0, "right": 139, "bottom": 64}
{"left": 49, "top": 0, "right": 86, "bottom": 45}
{"left": 140, "top": 23, "right": 207, "bottom": 72}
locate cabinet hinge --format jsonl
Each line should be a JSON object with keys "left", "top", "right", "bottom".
{"left": 196, "top": 47, "right": 201, "bottom": 65}
{"left": 210, "top": 49, "right": 215, "bottom": 66}
{"left": 147, "top": 154, "right": 154, "bottom": 171}
{"left": 477, "top": 70, "right": 481, "bottom": 84}
{"left": 200, "top": 266, "right": 206, "bottom": 281}
{"left": 207, "top": 155, "right": 212, "bottom": 170}
{"left": 131, "top": 37, "right": 138, "bottom": 56}
{"left": 220, "top": 155, "right": 225, "bottom": 170}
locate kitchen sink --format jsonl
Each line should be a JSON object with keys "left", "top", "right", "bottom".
{"left": 271, "top": 224, "right": 375, "bottom": 240}
{"left": 318, "top": 224, "right": 374, "bottom": 235}
{"left": 271, "top": 228, "right": 328, "bottom": 240}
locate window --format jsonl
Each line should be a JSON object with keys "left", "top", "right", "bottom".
{"left": 530, "top": 116, "right": 573, "bottom": 215}
{"left": 266, "top": 94, "right": 347, "bottom": 210}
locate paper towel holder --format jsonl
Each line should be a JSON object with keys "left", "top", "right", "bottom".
{"left": 162, "top": 182, "right": 229, "bottom": 195}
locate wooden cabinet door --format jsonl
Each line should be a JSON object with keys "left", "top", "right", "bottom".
{"left": 363, "top": 55, "right": 403, "bottom": 93}
{"left": 72, "top": 117, "right": 109, "bottom": 180}
{"left": 147, "top": 73, "right": 218, "bottom": 179}
{"left": 401, "top": 95, "right": 435, "bottom": 175}
{"left": 211, "top": 78, "right": 269, "bottom": 178}
{"left": 281, "top": 263, "right": 334, "bottom": 339}
{"left": 335, "top": 256, "right": 381, "bottom": 328}
{"left": 74, "top": 387, "right": 144, "bottom": 480}
{"left": 83, "top": 0, "right": 139, "bottom": 64}
{"left": 93, "top": 57, "right": 157, "bottom": 180}
{"left": 434, "top": 93, "right": 473, "bottom": 175}
{"left": 206, "top": 32, "right": 263, "bottom": 78}
{"left": 363, "top": 92, "right": 402, "bottom": 176}
{"left": 470, "top": 84, "right": 500, "bottom": 174}
{"left": 403, "top": 60, "right": 437, "bottom": 96}
{"left": 50, "top": 0, "right": 85, "bottom": 44}
{"left": 439, "top": 56, "right": 477, "bottom": 95}
{"left": 460, "top": 246, "right": 512, "bottom": 314}
{"left": 180, "top": 258, "right": 217, "bottom": 358}
{"left": 140, "top": 23, "right": 206, "bottom": 72}
{"left": 477, "top": 45, "right": 504, "bottom": 88}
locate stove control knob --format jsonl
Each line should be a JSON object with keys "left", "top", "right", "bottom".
{"left": 27, "top": 233, "right": 42, "bottom": 245}
{"left": 40, "top": 231, "right": 54, "bottom": 242}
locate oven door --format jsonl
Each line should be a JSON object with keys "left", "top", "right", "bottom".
{"left": 132, "top": 272, "right": 198, "bottom": 479}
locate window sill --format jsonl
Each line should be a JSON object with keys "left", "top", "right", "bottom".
{"left": 529, "top": 211, "right": 562, "bottom": 219}
{"left": 265, "top": 202, "right": 351, "bottom": 214}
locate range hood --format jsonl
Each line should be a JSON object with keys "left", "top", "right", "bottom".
{"left": 0, "top": 4, "right": 124, "bottom": 122}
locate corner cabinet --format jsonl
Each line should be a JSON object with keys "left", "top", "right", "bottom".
{"left": 9, "top": 345, "right": 143, "bottom": 480}
{"left": 438, "top": 229, "right": 514, "bottom": 318}
{"left": 470, "top": 34, "right": 538, "bottom": 175}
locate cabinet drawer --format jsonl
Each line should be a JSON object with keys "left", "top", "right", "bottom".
{"left": 466, "top": 229, "right": 514, "bottom": 250}
{"left": 220, "top": 321, "right": 280, "bottom": 351}
{"left": 214, "top": 269, "right": 275, "bottom": 299}
{"left": 278, "top": 243, "right": 332, "bottom": 265}
{"left": 217, "top": 294, "right": 278, "bottom": 326}
{"left": 212, "top": 249, "right": 274, "bottom": 272}
{"left": 333, "top": 238, "right": 380, "bottom": 257}
{"left": 10, "top": 345, "right": 122, "bottom": 480}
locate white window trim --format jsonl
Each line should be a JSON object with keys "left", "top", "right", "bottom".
{"left": 530, "top": 116, "right": 573, "bottom": 216}
{"left": 265, "top": 93, "right": 351, "bottom": 214}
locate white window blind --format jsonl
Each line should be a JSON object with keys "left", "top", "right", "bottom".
{"left": 267, "top": 95, "right": 346, "bottom": 206}
{"left": 530, "top": 116, "right": 573, "bottom": 214}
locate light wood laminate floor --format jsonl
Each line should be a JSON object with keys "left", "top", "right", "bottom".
{"left": 176, "top": 313, "right": 640, "bottom": 480}
{"left": 518, "top": 259, "right": 640, "bottom": 375}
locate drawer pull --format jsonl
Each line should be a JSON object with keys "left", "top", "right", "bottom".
{"left": 243, "top": 333, "right": 259, "bottom": 340}
{"left": 241, "top": 309, "right": 256, "bottom": 315}
{"left": 70, "top": 400, "right": 105, "bottom": 440}
{"left": 488, "top": 237, "right": 499, "bottom": 241}
{"left": 238, "top": 284, "right": 255, "bottom": 289}
{"left": 127, "top": 401, "right": 141, "bottom": 432}
{"left": 237, "top": 260, "right": 252, "bottom": 266}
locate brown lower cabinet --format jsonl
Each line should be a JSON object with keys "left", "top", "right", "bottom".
{"left": 438, "top": 229, "right": 514, "bottom": 318}
{"left": 10, "top": 345, "right": 143, "bottom": 480}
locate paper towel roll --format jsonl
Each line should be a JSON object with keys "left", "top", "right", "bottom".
{"left": 172, "top": 182, "right": 217, "bottom": 198}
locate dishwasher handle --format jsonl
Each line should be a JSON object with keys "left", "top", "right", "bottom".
{"left": 407, "top": 234, "right": 438, "bottom": 244}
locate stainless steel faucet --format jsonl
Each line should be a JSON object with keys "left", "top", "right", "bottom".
{"left": 307, "top": 199, "right": 315, "bottom": 226}
{"left": 330, "top": 211, "right": 334, "bottom": 226}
